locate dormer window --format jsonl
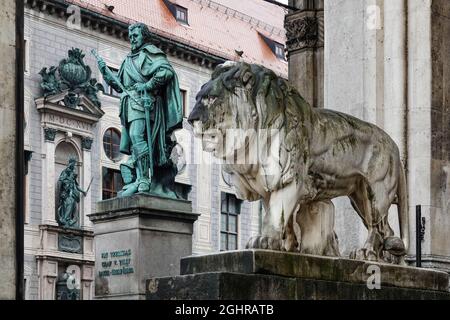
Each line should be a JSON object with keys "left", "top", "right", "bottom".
{"left": 259, "top": 32, "right": 286, "bottom": 60}
{"left": 175, "top": 6, "right": 188, "bottom": 24}
{"left": 163, "top": 0, "right": 189, "bottom": 25}
{"left": 274, "top": 43, "right": 285, "bottom": 59}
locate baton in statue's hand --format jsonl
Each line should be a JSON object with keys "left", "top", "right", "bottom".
{"left": 84, "top": 177, "right": 94, "bottom": 195}
{"left": 90, "top": 49, "right": 141, "bottom": 105}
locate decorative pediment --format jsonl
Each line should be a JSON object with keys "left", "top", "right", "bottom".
{"left": 36, "top": 91, "right": 105, "bottom": 137}
{"left": 36, "top": 91, "right": 104, "bottom": 117}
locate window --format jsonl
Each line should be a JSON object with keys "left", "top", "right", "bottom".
{"left": 103, "top": 128, "right": 121, "bottom": 161}
{"left": 102, "top": 167, "right": 124, "bottom": 200}
{"left": 180, "top": 89, "right": 187, "bottom": 117}
{"left": 163, "top": 0, "right": 189, "bottom": 25}
{"left": 259, "top": 33, "right": 286, "bottom": 60}
{"left": 175, "top": 6, "right": 188, "bottom": 24}
{"left": 274, "top": 43, "right": 285, "bottom": 59}
{"left": 220, "top": 193, "right": 241, "bottom": 251}
{"left": 102, "top": 66, "right": 120, "bottom": 97}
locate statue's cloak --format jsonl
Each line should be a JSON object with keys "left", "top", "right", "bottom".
{"left": 117, "top": 44, "right": 183, "bottom": 157}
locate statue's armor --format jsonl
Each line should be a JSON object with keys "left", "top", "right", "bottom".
{"left": 100, "top": 39, "right": 183, "bottom": 198}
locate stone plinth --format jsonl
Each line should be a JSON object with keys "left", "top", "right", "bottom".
{"left": 146, "top": 250, "right": 450, "bottom": 300}
{"left": 89, "top": 194, "right": 198, "bottom": 300}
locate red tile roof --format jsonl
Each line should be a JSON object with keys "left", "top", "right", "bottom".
{"left": 65, "top": 0, "right": 288, "bottom": 76}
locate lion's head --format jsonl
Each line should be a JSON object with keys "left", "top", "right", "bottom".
{"left": 188, "top": 61, "right": 303, "bottom": 160}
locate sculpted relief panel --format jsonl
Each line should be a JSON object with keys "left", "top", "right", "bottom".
{"left": 188, "top": 62, "right": 409, "bottom": 264}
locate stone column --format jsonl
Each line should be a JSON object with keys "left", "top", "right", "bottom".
{"left": 81, "top": 265, "right": 94, "bottom": 300}
{"left": 383, "top": 0, "right": 407, "bottom": 160}
{"left": 38, "top": 259, "right": 58, "bottom": 300}
{"left": 193, "top": 141, "right": 214, "bottom": 253}
{"left": 81, "top": 137, "right": 93, "bottom": 229}
{"left": 422, "top": 0, "right": 450, "bottom": 271}
{"left": 0, "top": 0, "right": 18, "bottom": 300}
{"left": 285, "top": 0, "right": 324, "bottom": 108}
{"left": 42, "top": 128, "right": 58, "bottom": 226}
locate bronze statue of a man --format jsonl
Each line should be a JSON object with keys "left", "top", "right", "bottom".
{"left": 95, "top": 23, "right": 183, "bottom": 197}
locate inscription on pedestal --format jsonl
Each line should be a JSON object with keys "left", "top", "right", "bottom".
{"left": 98, "top": 249, "right": 135, "bottom": 278}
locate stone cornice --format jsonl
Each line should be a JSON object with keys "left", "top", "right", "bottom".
{"left": 25, "top": 0, "right": 226, "bottom": 69}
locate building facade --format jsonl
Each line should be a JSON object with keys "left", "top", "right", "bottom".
{"left": 23, "top": 0, "right": 287, "bottom": 299}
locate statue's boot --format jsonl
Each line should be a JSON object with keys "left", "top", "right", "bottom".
{"left": 133, "top": 141, "right": 151, "bottom": 193}
{"left": 118, "top": 158, "right": 138, "bottom": 197}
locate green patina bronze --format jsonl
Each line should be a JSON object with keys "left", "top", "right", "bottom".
{"left": 39, "top": 48, "right": 104, "bottom": 108}
{"left": 56, "top": 157, "right": 90, "bottom": 228}
{"left": 93, "top": 23, "right": 183, "bottom": 198}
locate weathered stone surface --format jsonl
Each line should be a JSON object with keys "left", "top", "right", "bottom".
{"left": 147, "top": 272, "right": 450, "bottom": 300}
{"left": 189, "top": 61, "right": 409, "bottom": 264}
{"left": 90, "top": 194, "right": 198, "bottom": 300}
{"left": 94, "top": 193, "right": 193, "bottom": 218}
{"left": 0, "top": 0, "right": 17, "bottom": 300}
{"left": 147, "top": 250, "right": 450, "bottom": 300}
{"left": 180, "top": 250, "right": 450, "bottom": 292}
{"left": 147, "top": 273, "right": 298, "bottom": 300}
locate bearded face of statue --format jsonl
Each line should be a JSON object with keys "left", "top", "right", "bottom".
{"left": 129, "top": 28, "right": 145, "bottom": 53}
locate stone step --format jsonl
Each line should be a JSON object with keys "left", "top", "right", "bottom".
{"left": 146, "top": 272, "right": 450, "bottom": 300}
{"left": 179, "top": 250, "right": 450, "bottom": 292}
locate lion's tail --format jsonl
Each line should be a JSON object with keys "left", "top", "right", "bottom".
{"left": 397, "top": 163, "right": 409, "bottom": 253}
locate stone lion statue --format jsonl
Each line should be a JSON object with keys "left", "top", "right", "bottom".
{"left": 188, "top": 61, "right": 409, "bottom": 264}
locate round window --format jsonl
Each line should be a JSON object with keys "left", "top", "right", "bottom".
{"left": 103, "top": 128, "right": 121, "bottom": 161}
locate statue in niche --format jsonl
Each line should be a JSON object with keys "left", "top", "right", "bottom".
{"left": 92, "top": 22, "right": 183, "bottom": 198}
{"left": 56, "top": 157, "right": 90, "bottom": 228}
{"left": 188, "top": 61, "right": 409, "bottom": 264}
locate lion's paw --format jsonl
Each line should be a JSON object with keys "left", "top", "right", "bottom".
{"left": 349, "top": 248, "right": 378, "bottom": 262}
{"left": 246, "top": 236, "right": 282, "bottom": 251}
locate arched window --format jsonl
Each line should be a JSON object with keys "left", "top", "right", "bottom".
{"left": 103, "top": 128, "right": 121, "bottom": 161}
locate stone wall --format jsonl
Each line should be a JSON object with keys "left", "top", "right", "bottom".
{"left": 429, "top": 0, "right": 450, "bottom": 267}
{"left": 0, "top": 0, "right": 17, "bottom": 300}
{"left": 308, "top": 0, "right": 450, "bottom": 270}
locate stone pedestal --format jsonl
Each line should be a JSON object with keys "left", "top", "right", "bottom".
{"left": 89, "top": 194, "right": 199, "bottom": 300}
{"left": 146, "top": 250, "right": 450, "bottom": 300}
